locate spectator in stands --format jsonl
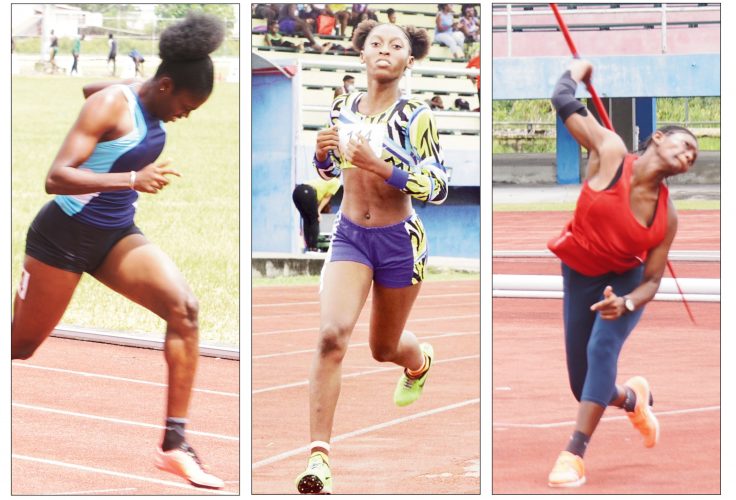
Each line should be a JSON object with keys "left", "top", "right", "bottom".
{"left": 434, "top": 4, "right": 466, "bottom": 59}
{"left": 454, "top": 97, "right": 470, "bottom": 111}
{"left": 265, "top": 20, "right": 305, "bottom": 51}
{"left": 333, "top": 74, "right": 355, "bottom": 98}
{"left": 300, "top": 4, "right": 323, "bottom": 28}
{"left": 386, "top": 8, "right": 397, "bottom": 24}
{"left": 466, "top": 51, "right": 480, "bottom": 110}
{"left": 295, "top": 19, "right": 447, "bottom": 495}
{"left": 279, "top": 4, "right": 329, "bottom": 52}
{"left": 292, "top": 176, "right": 341, "bottom": 252}
{"left": 129, "top": 48, "right": 145, "bottom": 77}
{"left": 459, "top": 5, "right": 480, "bottom": 43}
{"left": 253, "top": 3, "right": 279, "bottom": 22}
{"left": 107, "top": 33, "right": 118, "bottom": 76}
{"left": 325, "top": 4, "right": 351, "bottom": 36}
{"left": 428, "top": 95, "right": 445, "bottom": 110}
{"left": 348, "top": 4, "right": 378, "bottom": 35}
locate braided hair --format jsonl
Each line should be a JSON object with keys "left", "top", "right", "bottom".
{"left": 638, "top": 125, "right": 698, "bottom": 152}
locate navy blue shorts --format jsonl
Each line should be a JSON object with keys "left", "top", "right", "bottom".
{"left": 25, "top": 201, "right": 142, "bottom": 274}
{"left": 327, "top": 212, "right": 428, "bottom": 288}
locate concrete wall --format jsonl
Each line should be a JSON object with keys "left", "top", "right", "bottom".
{"left": 416, "top": 187, "right": 480, "bottom": 259}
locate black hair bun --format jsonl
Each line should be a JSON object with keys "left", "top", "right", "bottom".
{"left": 159, "top": 11, "right": 225, "bottom": 62}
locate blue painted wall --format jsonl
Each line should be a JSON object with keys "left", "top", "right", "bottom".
{"left": 414, "top": 187, "right": 480, "bottom": 259}
{"left": 252, "top": 73, "right": 296, "bottom": 252}
{"left": 493, "top": 54, "right": 720, "bottom": 100}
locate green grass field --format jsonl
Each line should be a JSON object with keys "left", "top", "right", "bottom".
{"left": 11, "top": 75, "right": 239, "bottom": 346}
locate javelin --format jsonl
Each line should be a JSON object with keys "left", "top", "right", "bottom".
{"left": 549, "top": 3, "right": 696, "bottom": 324}
{"left": 549, "top": 3, "right": 613, "bottom": 130}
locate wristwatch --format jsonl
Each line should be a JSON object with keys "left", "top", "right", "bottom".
{"left": 623, "top": 296, "right": 636, "bottom": 314}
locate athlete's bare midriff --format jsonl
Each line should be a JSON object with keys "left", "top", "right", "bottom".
{"left": 340, "top": 168, "right": 413, "bottom": 226}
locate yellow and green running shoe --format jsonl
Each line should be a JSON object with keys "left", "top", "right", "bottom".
{"left": 393, "top": 343, "right": 434, "bottom": 407}
{"left": 296, "top": 451, "right": 332, "bottom": 494}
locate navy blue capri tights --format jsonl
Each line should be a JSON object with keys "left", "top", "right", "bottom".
{"left": 562, "top": 262, "right": 645, "bottom": 407}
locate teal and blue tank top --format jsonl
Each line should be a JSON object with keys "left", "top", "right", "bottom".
{"left": 54, "top": 85, "right": 166, "bottom": 229}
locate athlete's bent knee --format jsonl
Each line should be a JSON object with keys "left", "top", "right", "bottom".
{"left": 12, "top": 341, "right": 40, "bottom": 360}
{"left": 570, "top": 384, "right": 583, "bottom": 402}
{"left": 370, "top": 343, "right": 398, "bottom": 363}
{"left": 166, "top": 292, "right": 200, "bottom": 334}
{"left": 317, "top": 323, "right": 350, "bottom": 361}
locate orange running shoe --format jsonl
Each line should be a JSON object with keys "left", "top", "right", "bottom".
{"left": 548, "top": 451, "right": 586, "bottom": 488}
{"left": 155, "top": 443, "right": 225, "bottom": 489}
{"left": 625, "top": 376, "right": 660, "bottom": 448}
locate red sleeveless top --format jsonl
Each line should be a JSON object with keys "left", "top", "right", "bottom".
{"left": 547, "top": 154, "right": 669, "bottom": 276}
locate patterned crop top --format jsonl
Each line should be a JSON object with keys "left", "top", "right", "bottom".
{"left": 313, "top": 92, "right": 448, "bottom": 205}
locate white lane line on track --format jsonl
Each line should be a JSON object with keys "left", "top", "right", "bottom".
{"left": 254, "top": 302, "right": 479, "bottom": 321}
{"left": 253, "top": 316, "right": 479, "bottom": 337}
{"left": 252, "top": 330, "right": 479, "bottom": 360}
{"left": 252, "top": 291, "right": 479, "bottom": 308}
{"left": 12, "top": 454, "right": 236, "bottom": 495}
{"left": 46, "top": 487, "right": 138, "bottom": 495}
{"left": 12, "top": 403, "right": 239, "bottom": 442}
{"left": 253, "top": 354, "right": 479, "bottom": 394}
{"left": 492, "top": 405, "right": 720, "bottom": 429}
{"left": 12, "top": 363, "right": 238, "bottom": 398}
{"left": 252, "top": 398, "right": 480, "bottom": 469}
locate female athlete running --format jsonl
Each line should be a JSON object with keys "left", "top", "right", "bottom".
{"left": 295, "top": 20, "right": 448, "bottom": 494}
{"left": 12, "top": 12, "right": 227, "bottom": 490}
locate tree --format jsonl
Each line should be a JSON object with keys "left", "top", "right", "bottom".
{"left": 154, "top": 4, "right": 235, "bottom": 22}
{"left": 78, "top": 4, "right": 140, "bottom": 16}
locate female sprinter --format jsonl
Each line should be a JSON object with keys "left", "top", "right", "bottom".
{"left": 12, "top": 13, "right": 226, "bottom": 490}
{"left": 546, "top": 59, "right": 698, "bottom": 487}
{"left": 295, "top": 20, "right": 448, "bottom": 494}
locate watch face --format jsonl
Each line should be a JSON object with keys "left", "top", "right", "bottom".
{"left": 625, "top": 298, "right": 635, "bottom": 312}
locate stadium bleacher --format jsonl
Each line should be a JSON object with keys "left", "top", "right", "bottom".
{"left": 252, "top": 3, "right": 480, "bottom": 142}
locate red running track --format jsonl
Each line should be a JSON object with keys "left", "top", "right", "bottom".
{"left": 493, "top": 210, "right": 720, "bottom": 252}
{"left": 12, "top": 337, "right": 239, "bottom": 495}
{"left": 493, "top": 209, "right": 720, "bottom": 493}
{"left": 252, "top": 279, "right": 480, "bottom": 494}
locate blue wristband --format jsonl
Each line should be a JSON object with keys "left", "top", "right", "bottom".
{"left": 385, "top": 166, "right": 410, "bottom": 190}
{"left": 314, "top": 153, "right": 333, "bottom": 169}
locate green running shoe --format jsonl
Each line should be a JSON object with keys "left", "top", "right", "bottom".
{"left": 295, "top": 451, "right": 332, "bottom": 494}
{"left": 393, "top": 343, "right": 434, "bottom": 407}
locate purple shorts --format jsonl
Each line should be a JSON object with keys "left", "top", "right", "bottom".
{"left": 327, "top": 212, "right": 428, "bottom": 288}
{"left": 278, "top": 18, "right": 298, "bottom": 35}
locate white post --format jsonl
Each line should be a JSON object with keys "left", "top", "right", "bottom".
{"left": 41, "top": 4, "right": 50, "bottom": 60}
{"left": 506, "top": 4, "right": 513, "bottom": 57}
{"left": 403, "top": 67, "right": 412, "bottom": 97}
{"left": 661, "top": 4, "right": 668, "bottom": 54}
